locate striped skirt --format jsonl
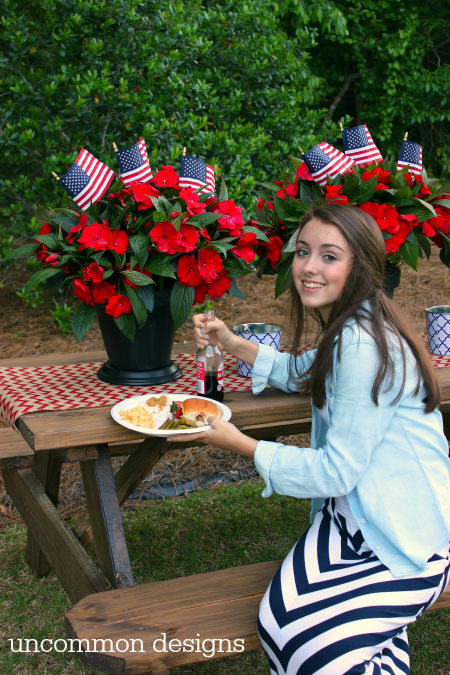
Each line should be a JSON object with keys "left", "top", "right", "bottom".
{"left": 257, "top": 498, "right": 449, "bottom": 674}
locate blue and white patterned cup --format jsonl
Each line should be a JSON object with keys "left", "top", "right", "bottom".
{"left": 233, "top": 323, "right": 283, "bottom": 377}
{"left": 425, "top": 306, "right": 450, "bottom": 356}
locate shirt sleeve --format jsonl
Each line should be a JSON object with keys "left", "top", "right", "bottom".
{"left": 251, "top": 343, "right": 317, "bottom": 394}
{"left": 254, "top": 337, "right": 401, "bottom": 499}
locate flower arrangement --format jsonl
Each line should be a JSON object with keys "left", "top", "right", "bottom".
{"left": 15, "top": 142, "right": 260, "bottom": 341}
{"left": 251, "top": 126, "right": 450, "bottom": 297}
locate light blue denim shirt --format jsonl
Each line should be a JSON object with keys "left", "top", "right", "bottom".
{"left": 252, "top": 319, "right": 450, "bottom": 577}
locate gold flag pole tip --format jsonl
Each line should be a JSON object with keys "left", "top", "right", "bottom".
{"left": 51, "top": 171, "right": 60, "bottom": 181}
{"left": 113, "top": 142, "right": 118, "bottom": 152}
{"left": 182, "top": 147, "right": 187, "bottom": 156}
{"left": 404, "top": 132, "right": 408, "bottom": 141}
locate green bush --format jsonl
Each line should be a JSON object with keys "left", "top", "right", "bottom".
{"left": 1, "top": 0, "right": 336, "bottom": 242}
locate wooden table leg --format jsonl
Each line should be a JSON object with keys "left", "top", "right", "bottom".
{"left": 25, "top": 450, "right": 63, "bottom": 576}
{"left": 80, "top": 444, "right": 134, "bottom": 589}
{"left": 74, "top": 436, "right": 169, "bottom": 546}
{"left": 3, "top": 467, "right": 109, "bottom": 603}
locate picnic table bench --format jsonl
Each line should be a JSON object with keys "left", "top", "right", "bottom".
{"left": 1, "top": 345, "right": 449, "bottom": 674}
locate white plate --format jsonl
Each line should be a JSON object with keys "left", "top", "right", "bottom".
{"left": 111, "top": 393, "right": 232, "bottom": 437}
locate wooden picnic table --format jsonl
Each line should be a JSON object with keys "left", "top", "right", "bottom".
{"left": 1, "top": 344, "right": 449, "bottom": 674}
{"left": 0, "top": 343, "right": 315, "bottom": 603}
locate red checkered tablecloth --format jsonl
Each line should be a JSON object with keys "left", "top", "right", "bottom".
{"left": 0, "top": 352, "right": 253, "bottom": 428}
{"left": 1, "top": 347, "right": 448, "bottom": 429}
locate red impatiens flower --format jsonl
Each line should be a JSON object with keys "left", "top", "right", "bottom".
{"left": 361, "top": 167, "right": 392, "bottom": 191}
{"left": 384, "top": 214, "right": 417, "bottom": 254}
{"left": 35, "top": 222, "right": 53, "bottom": 261}
{"left": 44, "top": 253, "right": 59, "bottom": 266}
{"left": 91, "top": 281, "right": 116, "bottom": 304}
{"left": 149, "top": 221, "right": 181, "bottom": 254}
{"left": 105, "top": 293, "right": 132, "bottom": 318}
{"left": 262, "top": 236, "right": 283, "bottom": 269}
{"left": 128, "top": 182, "right": 161, "bottom": 210}
{"left": 152, "top": 165, "right": 179, "bottom": 188}
{"left": 231, "top": 232, "right": 257, "bottom": 262}
{"left": 296, "top": 163, "right": 314, "bottom": 181}
{"left": 177, "top": 224, "right": 200, "bottom": 253}
{"left": 178, "top": 187, "right": 207, "bottom": 216}
{"left": 324, "top": 185, "right": 349, "bottom": 205}
{"left": 206, "top": 272, "right": 231, "bottom": 299}
{"left": 83, "top": 262, "right": 104, "bottom": 283}
{"left": 213, "top": 200, "right": 244, "bottom": 237}
{"left": 109, "top": 230, "right": 129, "bottom": 255}
{"left": 276, "top": 183, "right": 297, "bottom": 199}
{"left": 177, "top": 255, "right": 204, "bottom": 286}
{"left": 78, "top": 223, "right": 113, "bottom": 251}
{"left": 67, "top": 213, "right": 88, "bottom": 243}
{"left": 73, "top": 278, "right": 93, "bottom": 305}
{"left": 198, "top": 248, "right": 223, "bottom": 283}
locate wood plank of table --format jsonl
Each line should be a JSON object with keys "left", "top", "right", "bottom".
{"left": 16, "top": 388, "right": 314, "bottom": 452}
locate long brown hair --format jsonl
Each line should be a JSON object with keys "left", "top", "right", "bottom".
{"left": 290, "top": 204, "right": 440, "bottom": 413}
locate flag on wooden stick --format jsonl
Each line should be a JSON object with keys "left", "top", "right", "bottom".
{"left": 115, "top": 137, "right": 153, "bottom": 186}
{"left": 59, "top": 149, "right": 115, "bottom": 210}
{"left": 303, "top": 142, "right": 354, "bottom": 186}
{"left": 179, "top": 156, "right": 215, "bottom": 195}
{"left": 397, "top": 140, "right": 423, "bottom": 175}
{"left": 342, "top": 124, "right": 383, "bottom": 166}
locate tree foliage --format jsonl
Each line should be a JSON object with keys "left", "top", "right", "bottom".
{"left": 1, "top": 0, "right": 448, "bottom": 250}
{"left": 304, "top": 0, "right": 450, "bottom": 176}
{"left": 1, "top": 0, "right": 336, "bottom": 239}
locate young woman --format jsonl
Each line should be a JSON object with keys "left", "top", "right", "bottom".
{"left": 170, "top": 204, "right": 450, "bottom": 674}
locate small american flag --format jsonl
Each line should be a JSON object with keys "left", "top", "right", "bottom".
{"left": 303, "top": 142, "right": 355, "bottom": 186}
{"left": 115, "top": 137, "right": 153, "bottom": 186}
{"left": 342, "top": 124, "right": 383, "bottom": 166}
{"left": 59, "top": 149, "right": 115, "bottom": 210}
{"left": 179, "top": 156, "right": 215, "bottom": 195}
{"left": 397, "top": 141, "right": 423, "bottom": 175}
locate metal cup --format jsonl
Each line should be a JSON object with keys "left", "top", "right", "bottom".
{"left": 232, "top": 323, "right": 283, "bottom": 377}
{"left": 425, "top": 306, "right": 450, "bottom": 356}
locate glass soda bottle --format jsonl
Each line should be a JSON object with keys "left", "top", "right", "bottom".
{"left": 196, "top": 308, "right": 224, "bottom": 402}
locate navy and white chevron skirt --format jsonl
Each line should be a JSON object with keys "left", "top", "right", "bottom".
{"left": 258, "top": 498, "right": 449, "bottom": 674}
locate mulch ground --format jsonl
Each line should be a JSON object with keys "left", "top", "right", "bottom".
{"left": 0, "top": 252, "right": 448, "bottom": 526}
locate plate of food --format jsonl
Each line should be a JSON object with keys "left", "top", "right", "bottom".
{"left": 111, "top": 393, "right": 232, "bottom": 436}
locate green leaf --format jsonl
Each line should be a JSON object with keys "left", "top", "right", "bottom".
{"left": 9, "top": 242, "right": 39, "bottom": 258}
{"left": 170, "top": 283, "right": 195, "bottom": 329}
{"left": 49, "top": 208, "right": 80, "bottom": 233}
{"left": 121, "top": 270, "right": 154, "bottom": 286}
{"left": 242, "top": 225, "right": 270, "bottom": 242}
{"left": 438, "top": 233, "right": 450, "bottom": 267}
{"left": 351, "top": 174, "right": 379, "bottom": 205}
{"left": 228, "top": 277, "right": 247, "bottom": 299}
{"left": 399, "top": 235, "right": 419, "bottom": 270}
{"left": 123, "top": 285, "right": 148, "bottom": 328}
{"left": 136, "top": 284, "right": 155, "bottom": 312}
{"left": 218, "top": 178, "right": 228, "bottom": 201}
{"left": 274, "top": 195, "right": 308, "bottom": 222}
{"left": 114, "top": 312, "right": 136, "bottom": 343}
{"left": 299, "top": 182, "right": 322, "bottom": 206}
{"left": 415, "top": 232, "right": 432, "bottom": 259}
{"left": 146, "top": 255, "right": 177, "bottom": 278}
{"left": 274, "top": 256, "right": 293, "bottom": 297}
{"left": 71, "top": 303, "right": 95, "bottom": 342}
{"left": 23, "top": 266, "right": 61, "bottom": 294}
{"left": 34, "top": 233, "right": 59, "bottom": 249}
{"left": 189, "top": 211, "right": 223, "bottom": 227}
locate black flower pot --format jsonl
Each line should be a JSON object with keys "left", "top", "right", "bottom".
{"left": 96, "top": 290, "right": 182, "bottom": 386}
{"left": 383, "top": 260, "right": 401, "bottom": 298}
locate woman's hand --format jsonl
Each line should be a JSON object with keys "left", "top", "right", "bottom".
{"left": 193, "top": 314, "right": 259, "bottom": 367}
{"left": 168, "top": 417, "right": 257, "bottom": 458}
{"left": 193, "top": 313, "right": 236, "bottom": 352}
